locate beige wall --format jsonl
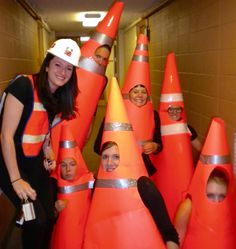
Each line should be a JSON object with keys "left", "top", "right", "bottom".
{"left": 0, "top": 0, "right": 54, "bottom": 94}
{"left": 122, "top": 0, "right": 236, "bottom": 155}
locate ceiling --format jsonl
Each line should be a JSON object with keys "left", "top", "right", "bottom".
{"left": 27, "top": 0, "right": 162, "bottom": 36}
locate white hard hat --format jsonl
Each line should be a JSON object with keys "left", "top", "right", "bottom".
{"left": 47, "top": 39, "right": 81, "bottom": 67}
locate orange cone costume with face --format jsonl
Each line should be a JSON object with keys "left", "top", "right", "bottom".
{"left": 51, "top": 124, "right": 94, "bottom": 249}
{"left": 121, "top": 34, "right": 154, "bottom": 150}
{"left": 82, "top": 77, "right": 166, "bottom": 249}
{"left": 181, "top": 118, "right": 236, "bottom": 249}
{"left": 51, "top": 1, "right": 124, "bottom": 159}
{"left": 153, "top": 52, "right": 194, "bottom": 220}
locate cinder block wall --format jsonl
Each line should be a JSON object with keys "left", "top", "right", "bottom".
{"left": 123, "top": 0, "right": 236, "bottom": 158}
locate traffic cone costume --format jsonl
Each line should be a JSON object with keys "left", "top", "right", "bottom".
{"left": 121, "top": 34, "right": 155, "bottom": 150}
{"left": 83, "top": 77, "right": 166, "bottom": 249}
{"left": 51, "top": 1, "right": 124, "bottom": 159}
{"left": 153, "top": 52, "right": 194, "bottom": 220}
{"left": 51, "top": 124, "right": 94, "bottom": 249}
{"left": 181, "top": 118, "right": 236, "bottom": 249}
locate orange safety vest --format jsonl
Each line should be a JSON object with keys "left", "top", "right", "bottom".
{"left": 51, "top": 173, "right": 94, "bottom": 249}
{"left": 22, "top": 75, "right": 49, "bottom": 157}
{"left": 182, "top": 161, "right": 236, "bottom": 249}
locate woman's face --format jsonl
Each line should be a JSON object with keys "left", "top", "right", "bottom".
{"left": 101, "top": 145, "right": 120, "bottom": 172}
{"left": 167, "top": 105, "right": 183, "bottom": 121}
{"left": 206, "top": 180, "right": 227, "bottom": 203}
{"left": 60, "top": 157, "right": 78, "bottom": 181}
{"left": 129, "top": 85, "right": 148, "bottom": 107}
{"left": 46, "top": 56, "right": 74, "bottom": 93}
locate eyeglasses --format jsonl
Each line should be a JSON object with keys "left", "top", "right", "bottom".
{"left": 167, "top": 107, "right": 183, "bottom": 114}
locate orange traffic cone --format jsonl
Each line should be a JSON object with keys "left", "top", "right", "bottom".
{"left": 180, "top": 117, "right": 236, "bottom": 249}
{"left": 121, "top": 34, "right": 155, "bottom": 152}
{"left": 83, "top": 77, "right": 166, "bottom": 249}
{"left": 51, "top": 124, "right": 94, "bottom": 249}
{"left": 153, "top": 52, "right": 194, "bottom": 221}
{"left": 51, "top": 1, "right": 124, "bottom": 159}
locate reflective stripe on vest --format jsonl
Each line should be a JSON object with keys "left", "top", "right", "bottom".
{"left": 160, "top": 93, "right": 183, "bottom": 102}
{"left": 161, "top": 123, "right": 189, "bottom": 136}
{"left": 95, "top": 178, "right": 137, "bottom": 188}
{"left": 22, "top": 76, "right": 49, "bottom": 156}
{"left": 58, "top": 180, "right": 94, "bottom": 194}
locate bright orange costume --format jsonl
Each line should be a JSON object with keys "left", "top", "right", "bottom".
{"left": 121, "top": 34, "right": 154, "bottom": 150}
{"left": 51, "top": 1, "right": 124, "bottom": 158}
{"left": 51, "top": 125, "right": 94, "bottom": 249}
{"left": 181, "top": 118, "right": 236, "bottom": 249}
{"left": 153, "top": 52, "right": 194, "bottom": 220}
{"left": 83, "top": 77, "right": 166, "bottom": 249}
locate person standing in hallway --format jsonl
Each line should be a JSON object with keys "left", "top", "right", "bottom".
{"left": 0, "top": 38, "right": 81, "bottom": 249}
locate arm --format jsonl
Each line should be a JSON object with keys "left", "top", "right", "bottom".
{"left": 1, "top": 93, "right": 36, "bottom": 201}
{"left": 191, "top": 137, "right": 202, "bottom": 152}
{"left": 173, "top": 198, "right": 192, "bottom": 245}
{"left": 93, "top": 118, "right": 104, "bottom": 155}
{"left": 137, "top": 176, "right": 179, "bottom": 247}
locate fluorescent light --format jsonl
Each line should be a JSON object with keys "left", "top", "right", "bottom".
{"left": 80, "top": 36, "right": 90, "bottom": 42}
{"left": 76, "top": 11, "right": 107, "bottom": 27}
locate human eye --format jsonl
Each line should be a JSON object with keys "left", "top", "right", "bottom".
{"left": 60, "top": 162, "right": 66, "bottom": 168}
{"left": 66, "top": 66, "right": 73, "bottom": 71}
{"left": 112, "top": 154, "right": 120, "bottom": 161}
{"left": 102, "top": 154, "right": 108, "bottom": 160}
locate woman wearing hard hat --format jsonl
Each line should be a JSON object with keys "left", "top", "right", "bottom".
{"left": 0, "top": 38, "right": 81, "bottom": 249}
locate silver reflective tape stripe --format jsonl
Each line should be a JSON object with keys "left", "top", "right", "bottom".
{"left": 91, "top": 32, "right": 113, "bottom": 47}
{"left": 51, "top": 115, "right": 61, "bottom": 128}
{"left": 104, "top": 122, "right": 133, "bottom": 131}
{"left": 160, "top": 93, "right": 183, "bottom": 102}
{"left": 132, "top": 54, "right": 148, "bottom": 62}
{"left": 136, "top": 44, "right": 148, "bottom": 51}
{"left": 22, "top": 134, "right": 46, "bottom": 143}
{"left": 34, "top": 102, "right": 46, "bottom": 111}
{"left": 137, "top": 139, "right": 153, "bottom": 146}
{"left": 59, "top": 140, "right": 77, "bottom": 149}
{"left": 200, "top": 154, "right": 230, "bottom": 165}
{"left": 79, "top": 56, "right": 105, "bottom": 76}
{"left": 161, "top": 123, "right": 188, "bottom": 136}
{"left": 58, "top": 180, "right": 95, "bottom": 194}
{"left": 95, "top": 178, "right": 137, "bottom": 188}
{"left": 122, "top": 93, "right": 151, "bottom": 102}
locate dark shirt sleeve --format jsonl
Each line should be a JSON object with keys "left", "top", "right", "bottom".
{"left": 153, "top": 110, "right": 163, "bottom": 153}
{"left": 137, "top": 176, "right": 179, "bottom": 245}
{"left": 93, "top": 118, "right": 105, "bottom": 155}
{"left": 187, "top": 124, "right": 197, "bottom": 141}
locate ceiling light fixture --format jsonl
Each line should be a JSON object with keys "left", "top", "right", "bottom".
{"left": 76, "top": 11, "right": 107, "bottom": 27}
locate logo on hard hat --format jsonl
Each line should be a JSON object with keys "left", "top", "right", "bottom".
{"left": 64, "top": 47, "right": 73, "bottom": 57}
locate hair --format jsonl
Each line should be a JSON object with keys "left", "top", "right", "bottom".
{"left": 129, "top": 84, "right": 146, "bottom": 93}
{"left": 95, "top": 44, "right": 111, "bottom": 53}
{"left": 100, "top": 141, "right": 118, "bottom": 155}
{"left": 208, "top": 168, "right": 228, "bottom": 187}
{"left": 34, "top": 53, "right": 79, "bottom": 120}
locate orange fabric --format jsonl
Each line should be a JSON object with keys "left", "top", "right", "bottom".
{"left": 22, "top": 75, "right": 49, "bottom": 156}
{"left": 51, "top": 173, "right": 94, "bottom": 249}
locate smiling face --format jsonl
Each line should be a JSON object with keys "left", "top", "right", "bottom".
{"left": 167, "top": 105, "right": 183, "bottom": 121}
{"left": 101, "top": 145, "right": 120, "bottom": 172}
{"left": 129, "top": 85, "right": 148, "bottom": 107}
{"left": 46, "top": 56, "right": 74, "bottom": 93}
{"left": 60, "top": 157, "right": 78, "bottom": 181}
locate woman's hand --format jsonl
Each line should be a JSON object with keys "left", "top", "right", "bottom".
{"left": 142, "top": 142, "right": 158, "bottom": 154}
{"left": 11, "top": 178, "right": 37, "bottom": 201}
{"left": 55, "top": 199, "right": 68, "bottom": 212}
{"left": 43, "top": 158, "right": 56, "bottom": 171}
{"left": 43, "top": 135, "right": 56, "bottom": 171}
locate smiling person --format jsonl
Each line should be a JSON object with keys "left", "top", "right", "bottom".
{"left": 0, "top": 38, "right": 80, "bottom": 249}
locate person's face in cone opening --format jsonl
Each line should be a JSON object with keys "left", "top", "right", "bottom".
{"left": 167, "top": 105, "right": 183, "bottom": 121}
{"left": 93, "top": 45, "right": 111, "bottom": 66}
{"left": 101, "top": 142, "right": 120, "bottom": 172}
{"left": 129, "top": 84, "right": 148, "bottom": 107}
{"left": 206, "top": 171, "right": 228, "bottom": 203}
{"left": 60, "top": 157, "right": 78, "bottom": 181}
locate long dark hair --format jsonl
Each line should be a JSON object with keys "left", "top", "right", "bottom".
{"left": 34, "top": 53, "right": 79, "bottom": 120}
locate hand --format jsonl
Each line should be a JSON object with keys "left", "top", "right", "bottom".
{"left": 12, "top": 178, "right": 37, "bottom": 201}
{"left": 43, "top": 158, "right": 56, "bottom": 171}
{"left": 142, "top": 142, "right": 158, "bottom": 154}
{"left": 55, "top": 199, "right": 68, "bottom": 212}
